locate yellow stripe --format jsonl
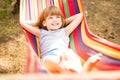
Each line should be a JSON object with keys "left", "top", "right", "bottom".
{"left": 81, "top": 20, "right": 120, "bottom": 59}
{"left": 77, "top": 0, "right": 83, "bottom": 13}
{"left": 34, "top": 0, "right": 38, "bottom": 20}
{"left": 77, "top": 0, "right": 120, "bottom": 59}
{"left": 42, "top": 0, "right": 46, "bottom": 9}
{"left": 54, "top": 0, "right": 59, "bottom": 8}
{"left": 35, "top": 0, "right": 41, "bottom": 58}
{"left": 31, "top": 0, "right": 37, "bottom": 20}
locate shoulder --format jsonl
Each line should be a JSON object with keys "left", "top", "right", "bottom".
{"left": 58, "top": 28, "right": 66, "bottom": 33}
{"left": 40, "top": 29, "right": 48, "bottom": 34}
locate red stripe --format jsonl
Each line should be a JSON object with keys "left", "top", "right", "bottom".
{"left": 34, "top": 53, "right": 41, "bottom": 73}
{"left": 67, "top": 0, "right": 75, "bottom": 16}
{"left": 67, "top": 0, "right": 120, "bottom": 70}
{"left": 96, "top": 61, "right": 120, "bottom": 70}
{"left": 34, "top": 54, "right": 38, "bottom": 73}
{"left": 79, "top": 0, "right": 120, "bottom": 51}
{"left": 58, "top": 0, "right": 66, "bottom": 18}
{"left": 67, "top": 0, "right": 89, "bottom": 61}
{"left": 73, "top": 30, "right": 89, "bottom": 61}
{"left": 46, "top": 0, "right": 50, "bottom": 7}
{"left": 80, "top": 51, "right": 120, "bottom": 70}
{"left": 26, "top": 32, "right": 35, "bottom": 50}
{"left": 84, "top": 20, "right": 120, "bottom": 51}
{"left": 24, "top": 0, "right": 36, "bottom": 53}
{"left": 24, "top": 46, "right": 31, "bottom": 73}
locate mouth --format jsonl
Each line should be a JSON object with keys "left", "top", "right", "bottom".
{"left": 51, "top": 23, "right": 59, "bottom": 26}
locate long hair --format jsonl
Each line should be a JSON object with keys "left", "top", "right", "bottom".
{"left": 36, "top": 6, "right": 66, "bottom": 30}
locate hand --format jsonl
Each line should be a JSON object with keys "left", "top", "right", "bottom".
{"left": 87, "top": 53, "right": 102, "bottom": 63}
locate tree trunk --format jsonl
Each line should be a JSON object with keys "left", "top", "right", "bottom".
{"left": 11, "top": 0, "right": 20, "bottom": 14}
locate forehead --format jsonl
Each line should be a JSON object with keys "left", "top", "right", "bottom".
{"left": 46, "top": 8, "right": 61, "bottom": 15}
{"left": 47, "top": 14, "right": 61, "bottom": 17}
{"left": 47, "top": 11, "right": 61, "bottom": 16}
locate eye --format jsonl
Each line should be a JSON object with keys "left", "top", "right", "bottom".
{"left": 56, "top": 16, "right": 61, "bottom": 18}
{"left": 48, "top": 16, "right": 53, "bottom": 19}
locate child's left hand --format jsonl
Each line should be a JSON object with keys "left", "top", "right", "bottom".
{"left": 87, "top": 53, "right": 102, "bottom": 63}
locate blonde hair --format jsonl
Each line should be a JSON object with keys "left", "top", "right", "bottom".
{"left": 36, "top": 6, "right": 65, "bottom": 30}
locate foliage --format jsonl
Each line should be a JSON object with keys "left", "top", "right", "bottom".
{"left": 0, "top": 0, "right": 19, "bottom": 18}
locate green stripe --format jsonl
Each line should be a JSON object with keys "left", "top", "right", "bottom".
{"left": 63, "top": 0, "right": 76, "bottom": 53}
{"left": 63, "top": 0, "right": 70, "bottom": 18}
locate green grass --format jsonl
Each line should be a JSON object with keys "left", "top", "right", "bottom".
{"left": 0, "top": 9, "right": 8, "bottom": 18}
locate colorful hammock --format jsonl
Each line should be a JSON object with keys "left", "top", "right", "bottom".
{"left": 19, "top": 0, "right": 120, "bottom": 73}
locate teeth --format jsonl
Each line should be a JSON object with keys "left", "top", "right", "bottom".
{"left": 52, "top": 23, "right": 58, "bottom": 26}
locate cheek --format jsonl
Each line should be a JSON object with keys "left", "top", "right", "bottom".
{"left": 44, "top": 20, "right": 51, "bottom": 26}
{"left": 60, "top": 20, "right": 62, "bottom": 25}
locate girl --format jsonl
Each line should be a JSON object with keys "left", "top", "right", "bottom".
{"left": 20, "top": 6, "right": 102, "bottom": 73}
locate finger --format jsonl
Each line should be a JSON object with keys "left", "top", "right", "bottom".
{"left": 97, "top": 53, "right": 103, "bottom": 57}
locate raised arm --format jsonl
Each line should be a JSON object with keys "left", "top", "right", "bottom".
{"left": 20, "top": 20, "right": 40, "bottom": 37}
{"left": 66, "top": 13, "right": 83, "bottom": 36}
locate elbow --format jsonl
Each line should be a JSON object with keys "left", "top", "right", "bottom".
{"left": 77, "top": 13, "right": 84, "bottom": 22}
{"left": 76, "top": 13, "right": 84, "bottom": 20}
{"left": 19, "top": 20, "right": 26, "bottom": 28}
{"left": 19, "top": 19, "right": 24, "bottom": 25}
{"left": 80, "top": 12, "right": 84, "bottom": 19}
{"left": 19, "top": 20, "right": 25, "bottom": 24}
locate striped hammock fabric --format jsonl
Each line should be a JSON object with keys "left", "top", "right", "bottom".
{"left": 19, "top": 0, "right": 120, "bottom": 73}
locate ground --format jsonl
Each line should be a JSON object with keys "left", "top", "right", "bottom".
{"left": 83, "top": 0, "right": 120, "bottom": 44}
{"left": 0, "top": 0, "right": 120, "bottom": 73}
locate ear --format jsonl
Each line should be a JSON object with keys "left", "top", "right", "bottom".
{"left": 42, "top": 21, "right": 46, "bottom": 27}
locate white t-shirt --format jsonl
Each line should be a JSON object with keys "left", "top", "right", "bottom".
{"left": 40, "top": 28, "right": 69, "bottom": 56}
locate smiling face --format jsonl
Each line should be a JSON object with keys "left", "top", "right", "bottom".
{"left": 37, "top": 6, "right": 65, "bottom": 30}
{"left": 43, "top": 15, "right": 62, "bottom": 31}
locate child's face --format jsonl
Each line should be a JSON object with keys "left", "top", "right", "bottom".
{"left": 43, "top": 15, "right": 62, "bottom": 31}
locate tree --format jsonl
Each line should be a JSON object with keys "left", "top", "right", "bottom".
{"left": 11, "top": 0, "right": 20, "bottom": 14}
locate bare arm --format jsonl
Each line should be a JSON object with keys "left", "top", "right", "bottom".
{"left": 21, "top": 20, "right": 37, "bottom": 26}
{"left": 20, "top": 20, "right": 40, "bottom": 37}
{"left": 66, "top": 13, "right": 83, "bottom": 36}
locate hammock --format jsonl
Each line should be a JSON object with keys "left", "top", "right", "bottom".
{"left": 19, "top": 0, "right": 120, "bottom": 73}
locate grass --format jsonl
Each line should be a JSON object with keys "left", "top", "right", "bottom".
{"left": 0, "top": 15, "right": 21, "bottom": 43}
{"left": 0, "top": 14, "right": 27, "bottom": 73}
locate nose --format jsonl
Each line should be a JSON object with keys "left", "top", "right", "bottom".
{"left": 53, "top": 17, "right": 57, "bottom": 21}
